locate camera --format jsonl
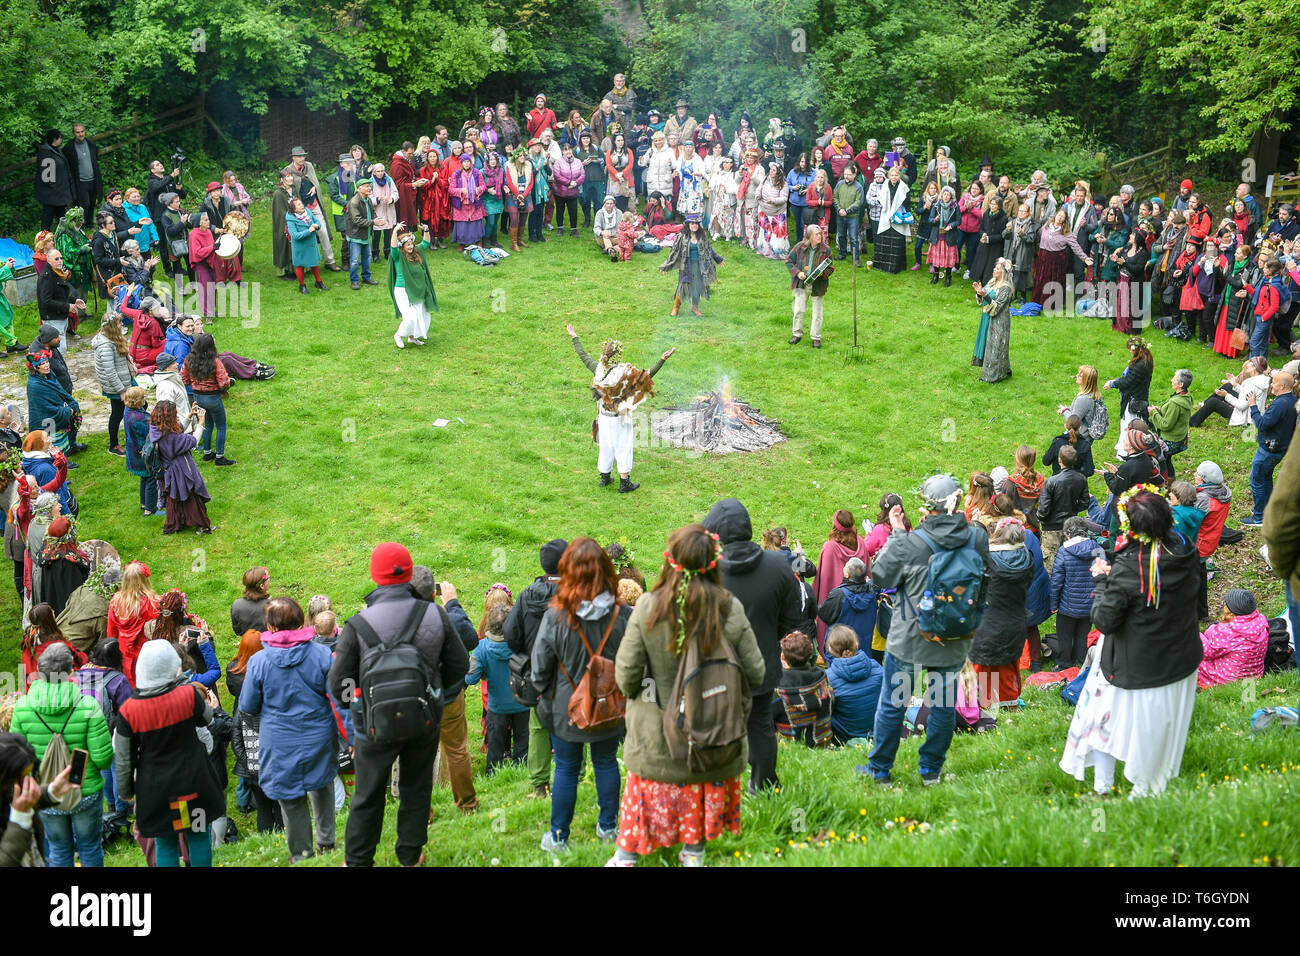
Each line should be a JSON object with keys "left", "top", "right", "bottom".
{"left": 170, "top": 147, "right": 187, "bottom": 167}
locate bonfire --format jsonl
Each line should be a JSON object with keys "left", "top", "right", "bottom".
{"left": 652, "top": 379, "right": 785, "bottom": 455}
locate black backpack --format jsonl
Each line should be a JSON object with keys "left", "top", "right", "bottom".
{"left": 1264, "top": 618, "right": 1296, "bottom": 674}
{"left": 348, "top": 601, "right": 443, "bottom": 744}
{"left": 508, "top": 651, "right": 541, "bottom": 707}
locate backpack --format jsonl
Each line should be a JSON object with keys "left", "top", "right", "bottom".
{"left": 74, "top": 667, "right": 120, "bottom": 733}
{"left": 557, "top": 612, "right": 624, "bottom": 731}
{"left": 661, "top": 627, "right": 753, "bottom": 773}
{"left": 1086, "top": 396, "right": 1109, "bottom": 441}
{"left": 909, "top": 526, "right": 987, "bottom": 640}
{"left": 508, "top": 650, "right": 541, "bottom": 707}
{"left": 1264, "top": 617, "right": 1296, "bottom": 674}
{"left": 140, "top": 434, "right": 161, "bottom": 477}
{"left": 32, "top": 707, "right": 84, "bottom": 812}
{"left": 348, "top": 601, "right": 443, "bottom": 745}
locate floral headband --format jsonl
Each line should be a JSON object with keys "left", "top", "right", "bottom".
{"left": 664, "top": 531, "right": 722, "bottom": 653}
{"left": 486, "top": 583, "right": 513, "bottom": 601}
{"left": 1116, "top": 483, "right": 1167, "bottom": 606}
{"left": 130, "top": 561, "right": 151, "bottom": 577}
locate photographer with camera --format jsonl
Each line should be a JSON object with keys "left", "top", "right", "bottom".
{"left": 147, "top": 157, "right": 186, "bottom": 278}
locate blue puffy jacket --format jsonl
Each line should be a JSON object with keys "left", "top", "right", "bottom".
{"left": 1025, "top": 531, "right": 1051, "bottom": 628}
{"left": 467, "top": 636, "right": 529, "bottom": 715}
{"left": 238, "top": 629, "right": 337, "bottom": 800}
{"left": 20, "top": 451, "right": 73, "bottom": 514}
{"left": 825, "top": 650, "right": 883, "bottom": 741}
{"left": 1050, "top": 537, "right": 1103, "bottom": 619}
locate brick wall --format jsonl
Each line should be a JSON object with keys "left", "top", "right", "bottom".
{"left": 259, "top": 98, "right": 352, "bottom": 170}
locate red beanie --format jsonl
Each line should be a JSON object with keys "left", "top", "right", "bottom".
{"left": 370, "top": 542, "right": 412, "bottom": 585}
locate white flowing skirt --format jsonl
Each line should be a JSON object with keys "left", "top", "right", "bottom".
{"left": 393, "top": 287, "right": 431, "bottom": 339}
{"left": 1059, "top": 636, "right": 1197, "bottom": 794}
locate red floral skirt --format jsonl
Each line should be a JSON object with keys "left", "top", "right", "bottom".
{"left": 616, "top": 772, "right": 742, "bottom": 855}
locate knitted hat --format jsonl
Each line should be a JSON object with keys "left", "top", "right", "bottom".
{"left": 540, "top": 538, "right": 568, "bottom": 574}
{"left": 47, "top": 516, "right": 70, "bottom": 539}
{"left": 37, "top": 324, "right": 60, "bottom": 344}
{"left": 1196, "top": 461, "right": 1223, "bottom": 485}
{"left": 136, "top": 640, "right": 181, "bottom": 691}
{"left": 370, "top": 542, "right": 413, "bottom": 585}
{"left": 155, "top": 352, "right": 177, "bottom": 370}
{"left": 1224, "top": 589, "right": 1256, "bottom": 616}
{"left": 26, "top": 349, "right": 52, "bottom": 372}
{"left": 990, "top": 466, "right": 1010, "bottom": 492}
{"left": 1180, "top": 179, "right": 1194, "bottom": 190}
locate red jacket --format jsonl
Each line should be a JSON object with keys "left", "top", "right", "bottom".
{"left": 1186, "top": 206, "right": 1212, "bottom": 241}
{"left": 123, "top": 306, "right": 166, "bottom": 373}
{"left": 1196, "top": 493, "right": 1229, "bottom": 558}
{"left": 526, "top": 107, "right": 558, "bottom": 139}
{"left": 853, "top": 149, "right": 883, "bottom": 181}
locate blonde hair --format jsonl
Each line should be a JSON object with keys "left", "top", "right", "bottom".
{"left": 312, "top": 610, "right": 337, "bottom": 638}
{"left": 616, "top": 577, "right": 644, "bottom": 605}
{"left": 122, "top": 386, "right": 147, "bottom": 409}
{"left": 306, "top": 594, "right": 332, "bottom": 625}
{"left": 1077, "top": 365, "right": 1101, "bottom": 400}
{"left": 110, "top": 561, "right": 157, "bottom": 621}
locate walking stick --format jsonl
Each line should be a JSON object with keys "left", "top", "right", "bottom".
{"left": 844, "top": 254, "right": 864, "bottom": 363}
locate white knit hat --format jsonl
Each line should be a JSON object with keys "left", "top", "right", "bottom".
{"left": 136, "top": 640, "right": 182, "bottom": 691}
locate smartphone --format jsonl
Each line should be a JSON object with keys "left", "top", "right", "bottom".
{"left": 435, "top": 582, "right": 443, "bottom": 597}
{"left": 68, "top": 748, "right": 88, "bottom": 786}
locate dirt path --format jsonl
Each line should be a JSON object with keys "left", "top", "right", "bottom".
{"left": 0, "top": 335, "right": 112, "bottom": 434}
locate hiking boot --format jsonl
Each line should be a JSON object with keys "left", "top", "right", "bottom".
{"left": 599, "top": 472, "right": 613, "bottom": 487}
{"left": 351, "top": 281, "right": 360, "bottom": 290}
{"left": 788, "top": 335, "right": 802, "bottom": 345}
{"left": 528, "top": 785, "right": 550, "bottom": 799}
{"left": 362, "top": 278, "right": 378, "bottom": 285}
{"left": 930, "top": 271, "right": 940, "bottom": 285}
{"left": 920, "top": 772, "right": 942, "bottom": 787}
{"left": 618, "top": 476, "right": 640, "bottom": 493}
{"left": 215, "top": 456, "right": 237, "bottom": 466}
{"left": 202, "top": 451, "right": 216, "bottom": 462}
{"left": 315, "top": 281, "right": 329, "bottom": 291}
{"left": 596, "top": 823, "right": 618, "bottom": 842}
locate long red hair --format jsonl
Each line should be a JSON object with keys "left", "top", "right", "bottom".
{"left": 226, "top": 629, "right": 264, "bottom": 675}
{"left": 551, "top": 537, "right": 619, "bottom": 628}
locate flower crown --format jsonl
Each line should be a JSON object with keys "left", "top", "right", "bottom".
{"left": 1116, "top": 483, "right": 1164, "bottom": 545}
{"left": 486, "top": 582, "right": 513, "bottom": 602}
{"left": 664, "top": 531, "right": 723, "bottom": 653}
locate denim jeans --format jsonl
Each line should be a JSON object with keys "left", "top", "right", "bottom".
{"left": 138, "top": 476, "right": 158, "bottom": 513}
{"left": 835, "top": 214, "right": 859, "bottom": 257}
{"left": 960, "top": 230, "right": 979, "bottom": 269}
{"left": 99, "top": 767, "right": 131, "bottom": 814}
{"left": 41, "top": 791, "right": 103, "bottom": 867}
{"left": 549, "top": 734, "right": 620, "bottom": 842}
{"left": 348, "top": 240, "right": 372, "bottom": 283}
{"left": 194, "top": 392, "right": 227, "bottom": 458}
{"left": 1249, "top": 447, "right": 1286, "bottom": 520}
{"left": 790, "top": 203, "right": 806, "bottom": 244}
{"left": 868, "top": 652, "right": 961, "bottom": 778}
{"left": 1249, "top": 319, "right": 1271, "bottom": 361}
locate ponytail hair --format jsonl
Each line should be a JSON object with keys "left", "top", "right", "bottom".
{"left": 1065, "top": 414, "right": 1083, "bottom": 447}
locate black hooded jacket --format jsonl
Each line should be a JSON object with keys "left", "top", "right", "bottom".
{"left": 703, "top": 499, "right": 803, "bottom": 696}
{"left": 504, "top": 574, "right": 561, "bottom": 658}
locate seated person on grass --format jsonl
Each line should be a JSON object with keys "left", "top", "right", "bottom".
{"left": 771, "top": 631, "right": 833, "bottom": 748}
{"left": 823, "top": 624, "right": 882, "bottom": 744}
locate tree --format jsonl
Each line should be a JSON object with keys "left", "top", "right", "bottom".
{"left": 1087, "top": 0, "right": 1300, "bottom": 160}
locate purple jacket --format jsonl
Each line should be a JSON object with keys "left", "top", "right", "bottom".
{"left": 551, "top": 156, "right": 586, "bottom": 198}
{"left": 149, "top": 425, "right": 210, "bottom": 503}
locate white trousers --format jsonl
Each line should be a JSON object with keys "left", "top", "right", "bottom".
{"left": 393, "top": 287, "right": 431, "bottom": 339}
{"left": 597, "top": 413, "right": 634, "bottom": 475}
{"left": 792, "top": 289, "right": 824, "bottom": 339}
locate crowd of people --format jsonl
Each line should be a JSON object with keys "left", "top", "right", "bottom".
{"left": 6, "top": 83, "right": 1299, "bottom": 870}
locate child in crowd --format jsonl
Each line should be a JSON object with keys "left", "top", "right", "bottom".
{"left": 466, "top": 604, "right": 529, "bottom": 773}
{"left": 823, "top": 625, "right": 882, "bottom": 744}
{"left": 772, "top": 631, "right": 832, "bottom": 747}
{"left": 312, "top": 610, "right": 338, "bottom": 647}
{"left": 616, "top": 210, "right": 641, "bottom": 260}
{"left": 616, "top": 577, "right": 643, "bottom": 605}
{"left": 1198, "top": 590, "right": 1269, "bottom": 688}
{"left": 1168, "top": 480, "right": 1206, "bottom": 542}
{"left": 1049, "top": 517, "right": 1102, "bottom": 669}
{"left": 1006, "top": 444, "right": 1044, "bottom": 528}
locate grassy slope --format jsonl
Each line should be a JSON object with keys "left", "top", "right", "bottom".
{"left": 1, "top": 200, "right": 1295, "bottom": 866}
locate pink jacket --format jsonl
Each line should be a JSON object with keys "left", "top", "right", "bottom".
{"left": 815, "top": 536, "right": 873, "bottom": 642}
{"left": 959, "top": 192, "right": 984, "bottom": 232}
{"left": 1197, "top": 611, "right": 1268, "bottom": 689}
{"left": 551, "top": 156, "right": 586, "bottom": 198}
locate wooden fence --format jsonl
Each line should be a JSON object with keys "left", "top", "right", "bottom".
{"left": 1095, "top": 139, "right": 1178, "bottom": 200}
{"left": 0, "top": 95, "right": 240, "bottom": 194}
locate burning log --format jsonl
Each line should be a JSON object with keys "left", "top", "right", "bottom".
{"left": 652, "top": 380, "right": 785, "bottom": 455}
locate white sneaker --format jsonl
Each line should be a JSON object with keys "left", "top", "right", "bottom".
{"left": 604, "top": 853, "right": 636, "bottom": 867}
{"left": 962, "top": 269, "right": 971, "bottom": 280}
{"left": 678, "top": 848, "right": 705, "bottom": 867}
{"left": 411, "top": 337, "right": 426, "bottom": 346}
{"left": 394, "top": 332, "right": 405, "bottom": 349}
{"left": 540, "top": 831, "right": 568, "bottom": 854}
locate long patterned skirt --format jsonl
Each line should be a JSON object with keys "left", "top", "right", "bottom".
{"left": 980, "top": 312, "right": 1011, "bottom": 383}
{"left": 1113, "top": 272, "right": 1134, "bottom": 334}
{"left": 615, "top": 772, "right": 743, "bottom": 855}
{"left": 712, "top": 198, "right": 738, "bottom": 239}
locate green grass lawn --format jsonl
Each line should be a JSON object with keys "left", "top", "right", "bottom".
{"left": 2, "top": 200, "right": 1296, "bottom": 866}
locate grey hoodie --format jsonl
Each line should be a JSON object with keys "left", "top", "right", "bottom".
{"left": 871, "top": 512, "right": 991, "bottom": 668}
